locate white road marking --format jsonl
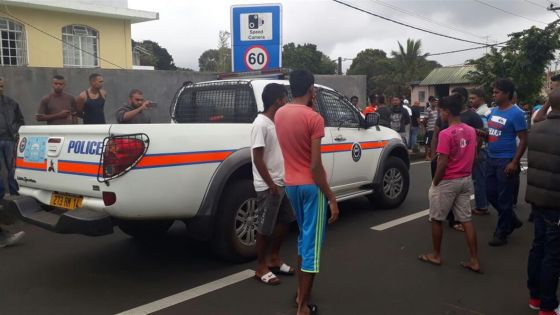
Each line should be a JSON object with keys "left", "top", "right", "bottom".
{"left": 371, "top": 195, "right": 475, "bottom": 231}
{"left": 411, "top": 161, "right": 430, "bottom": 165}
{"left": 115, "top": 269, "right": 255, "bottom": 315}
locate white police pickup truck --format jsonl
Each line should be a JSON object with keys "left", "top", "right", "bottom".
{"left": 8, "top": 79, "right": 410, "bottom": 261}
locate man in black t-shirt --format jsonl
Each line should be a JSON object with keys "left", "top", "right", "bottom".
{"left": 410, "top": 100, "right": 422, "bottom": 151}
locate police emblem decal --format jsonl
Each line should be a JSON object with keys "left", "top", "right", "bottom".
{"left": 352, "top": 143, "right": 362, "bottom": 162}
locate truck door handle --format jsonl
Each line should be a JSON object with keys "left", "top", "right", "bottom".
{"left": 334, "top": 135, "right": 346, "bottom": 142}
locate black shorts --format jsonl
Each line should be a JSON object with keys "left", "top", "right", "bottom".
{"left": 424, "top": 131, "right": 434, "bottom": 145}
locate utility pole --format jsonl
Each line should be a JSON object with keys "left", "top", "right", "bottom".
{"left": 337, "top": 57, "right": 342, "bottom": 75}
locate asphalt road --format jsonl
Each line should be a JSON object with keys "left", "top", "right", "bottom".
{"left": 0, "top": 162, "right": 538, "bottom": 315}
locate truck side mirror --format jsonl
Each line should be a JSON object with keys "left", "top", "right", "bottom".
{"left": 365, "top": 113, "right": 380, "bottom": 129}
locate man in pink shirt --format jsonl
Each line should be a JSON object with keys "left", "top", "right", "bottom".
{"left": 275, "top": 70, "right": 339, "bottom": 315}
{"left": 418, "top": 93, "right": 482, "bottom": 273}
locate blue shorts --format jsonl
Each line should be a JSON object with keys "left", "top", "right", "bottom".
{"left": 285, "top": 184, "right": 327, "bottom": 273}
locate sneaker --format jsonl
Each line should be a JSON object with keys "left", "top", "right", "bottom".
{"left": 0, "top": 231, "right": 25, "bottom": 248}
{"left": 529, "top": 298, "right": 540, "bottom": 310}
{"left": 488, "top": 236, "right": 507, "bottom": 247}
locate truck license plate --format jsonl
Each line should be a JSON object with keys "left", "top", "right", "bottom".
{"left": 50, "top": 193, "right": 83, "bottom": 210}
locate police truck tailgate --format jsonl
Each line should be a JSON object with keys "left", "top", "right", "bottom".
{"left": 15, "top": 125, "right": 111, "bottom": 212}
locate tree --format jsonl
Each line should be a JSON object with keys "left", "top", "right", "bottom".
{"left": 282, "top": 43, "right": 336, "bottom": 74}
{"left": 347, "top": 40, "right": 439, "bottom": 97}
{"left": 391, "top": 39, "right": 438, "bottom": 96}
{"left": 198, "top": 31, "right": 231, "bottom": 72}
{"left": 132, "top": 40, "right": 177, "bottom": 70}
{"left": 468, "top": 21, "right": 560, "bottom": 101}
{"left": 347, "top": 49, "right": 395, "bottom": 95}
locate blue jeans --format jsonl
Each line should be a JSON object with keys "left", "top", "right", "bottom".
{"left": 486, "top": 157, "right": 517, "bottom": 239}
{"left": 0, "top": 140, "right": 19, "bottom": 196}
{"left": 472, "top": 149, "right": 488, "bottom": 210}
{"left": 409, "top": 126, "right": 419, "bottom": 150}
{"left": 527, "top": 207, "right": 560, "bottom": 311}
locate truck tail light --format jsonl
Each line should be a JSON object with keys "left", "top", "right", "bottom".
{"left": 101, "top": 135, "right": 149, "bottom": 180}
{"left": 102, "top": 192, "right": 117, "bottom": 206}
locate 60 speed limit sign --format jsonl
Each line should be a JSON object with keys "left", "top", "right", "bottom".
{"left": 244, "top": 46, "right": 269, "bottom": 71}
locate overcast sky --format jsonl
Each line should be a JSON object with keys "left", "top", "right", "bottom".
{"left": 128, "top": 0, "right": 560, "bottom": 72}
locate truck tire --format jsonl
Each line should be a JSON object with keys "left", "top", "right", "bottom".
{"left": 212, "top": 179, "right": 257, "bottom": 262}
{"left": 115, "top": 219, "right": 173, "bottom": 239}
{"left": 369, "top": 156, "right": 409, "bottom": 209}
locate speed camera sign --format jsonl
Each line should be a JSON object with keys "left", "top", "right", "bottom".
{"left": 244, "top": 45, "right": 269, "bottom": 71}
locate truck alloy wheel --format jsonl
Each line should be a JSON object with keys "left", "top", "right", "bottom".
{"left": 212, "top": 179, "right": 257, "bottom": 262}
{"left": 234, "top": 197, "right": 258, "bottom": 247}
{"left": 369, "top": 156, "right": 409, "bottom": 209}
{"left": 383, "top": 168, "right": 403, "bottom": 199}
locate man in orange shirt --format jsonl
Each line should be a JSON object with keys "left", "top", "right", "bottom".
{"left": 362, "top": 94, "right": 378, "bottom": 115}
{"left": 275, "top": 70, "right": 339, "bottom": 315}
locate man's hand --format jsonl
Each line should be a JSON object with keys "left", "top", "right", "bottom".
{"left": 505, "top": 161, "right": 519, "bottom": 175}
{"left": 139, "top": 101, "right": 151, "bottom": 111}
{"left": 58, "top": 110, "right": 71, "bottom": 118}
{"left": 269, "top": 184, "right": 281, "bottom": 196}
{"left": 328, "top": 197, "right": 339, "bottom": 224}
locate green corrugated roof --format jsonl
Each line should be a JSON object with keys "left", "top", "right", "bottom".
{"left": 419, "top": 65, "right": 475, "bottom": 85}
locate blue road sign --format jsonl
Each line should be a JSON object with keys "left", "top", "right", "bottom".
{"left": 231, "top": 4, "right": 282, "bottom": 72}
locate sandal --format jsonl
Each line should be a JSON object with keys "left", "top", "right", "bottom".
{"left": 269, "top": 263, "right": 295, "bottom": 275}
{"left": 418, "top": 254, "right": 441, "bottom": 266}
{"left": 460, "top": 262, "right": 484, "bottom": 274}
{"left": 254, "top": 271, "right": 280, "bottom": 286}
{"left": 452, "top": 224, "right": 465, "bottom": 232}
{"left": 472, "top": 209, "right": 489, "bottom": 216}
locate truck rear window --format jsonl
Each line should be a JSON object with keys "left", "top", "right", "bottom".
{"left": 173, "top": 81, "right": 258, "bottom": 123}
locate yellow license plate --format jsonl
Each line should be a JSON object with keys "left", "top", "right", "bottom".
{"left": 50, "top": 193, "right": 83, "bottom": 210}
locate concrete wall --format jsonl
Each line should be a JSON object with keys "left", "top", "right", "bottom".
{"left": 316, "top": 75, "right": 367, "bottom": 109}
{"left": 1, "top": 6, "right": 133, "bottom": 69}
{"left": 0, "top": 67, "right": 366, "bottom": 124}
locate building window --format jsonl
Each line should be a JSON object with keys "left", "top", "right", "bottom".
{"left": 418, "top": 91, "right": 426, "bottom": 102}
{"left": 0, "top": 18, "right": 27, "bottom": 66}
{"left": 62, "top": 25, "right": 99, "bottom": 68}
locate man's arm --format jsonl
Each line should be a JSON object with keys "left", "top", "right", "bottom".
{"left": 76, "top": 92, "right": 86, "bottom": 114}
{"left": 252, "top": 147, "right": 280, "bottom": 195}
{"left": 433, "top": 154, "right": 448, "bottom": 186}
{"left": 403, "top": 108, "right": 411, "bottom": 125}
{"left": 505, "top": 130, "right": 527, "bottom": 175}
{"left": 36, "top": 99, "right": 70, "bottom": 122}
{"left": 311, "top": 138, "right": 339, "bottom": 224}
{"left": 431, "top": 125, "right": 441, "bottom": 159}
{"left": 14, "top": 101, "right": 25, "bottom": 132}
{"left": 119, "top": 102, "right": 150, "bottom": 123}
{"left": 533, "top": 101, "right": 549, "bottom": 123}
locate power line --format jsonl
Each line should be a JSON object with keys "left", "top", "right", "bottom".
{"left": 427, "top": 42, "right": 507, "bottom": 56}
{"left": 369, "top": 0, "right": 487, "bottom": 41}
{"left": 332, "top": 0, "right": 489, "bottom": 45}
{"left": 524, "top": 0, "right": 547, "bottom": 9}
{"left": 0, "top": 4, "right": 126, "bottom": 69}
{"left": 472, "top": 0, "right": 548, "bottom": 25}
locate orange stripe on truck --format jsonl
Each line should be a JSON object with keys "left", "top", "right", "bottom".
{"left": 16, "top": 158, "right": 46, "bottom": 171}
{"left": 136, "top": 151, "right": 233, "bottom": 169}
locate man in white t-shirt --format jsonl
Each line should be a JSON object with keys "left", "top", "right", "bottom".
{"left": 251, "top": 83, "right": 296, "bottom": 286}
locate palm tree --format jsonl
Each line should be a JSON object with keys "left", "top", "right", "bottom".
{"left": 391, "top": 39, "right": 431, "bottom": 95}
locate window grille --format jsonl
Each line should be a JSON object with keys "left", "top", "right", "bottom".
{"left": 173, "top": 81, "right": 258, "bottom": 124}
{"left": 317, "top": 89, "right": 361, "bottom": 128}
{"left": 0, "top": 18, "right": 27, "bottom": 66}
{"left": 62, "top": 25, "right": 99, "bottom": 68}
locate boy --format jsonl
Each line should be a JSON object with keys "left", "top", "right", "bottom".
{"left": 418, "top": 94, "right": 481, "bottom": 273}
{"left": 275, "top": 70, "right": 339, "bottom": 315}
{"left": 251, "top": 83, "right": 296, "bottom": 285}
